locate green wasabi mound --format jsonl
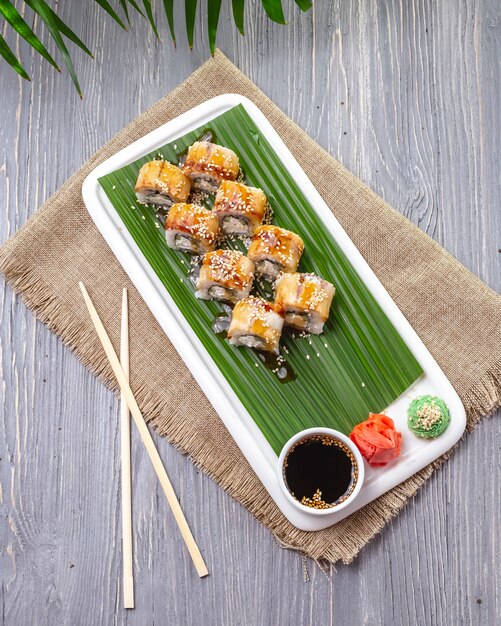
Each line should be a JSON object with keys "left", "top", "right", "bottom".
{"left": 407, "top": 395, "right": 450, "bottom": 439}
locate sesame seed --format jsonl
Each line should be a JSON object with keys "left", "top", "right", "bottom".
{"left": 306, "top": 355, "right": 310, "bottom": 360}
{"left": 112, "top": 185, "right": 116, "bottom": 190}
{"left": 415, "top": 401, "right": 443, "bottom": 430}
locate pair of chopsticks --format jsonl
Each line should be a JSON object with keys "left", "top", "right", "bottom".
{"left": 79, "top": 283, "right": 209, "bottom": 609}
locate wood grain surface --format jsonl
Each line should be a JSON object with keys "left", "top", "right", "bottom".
{"left": 0, "top": 1, "right": 499, "bottom": 624}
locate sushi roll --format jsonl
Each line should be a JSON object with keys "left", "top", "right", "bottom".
{"left": 135, "top": 160, "right": 191, "bottom": 207}
{"left": 195, "top": 249, "right": 255, "bottom": 303}
{"left": 227, "top": 297, "right": 284, "bottom": 352}
{"left": 213, "top": 181, "right": 267, "bottom": 237}
{"left": 165, "top": 203, "right": 219, "bottom": 254}
{"left": 247, "top": 225, "right": 304, "bottom": 281}
{"left": 275, "top": 273, "right": 335, "bottom": 334}
{"left": 182, "top": 141, "right": 239, "bottom": 193}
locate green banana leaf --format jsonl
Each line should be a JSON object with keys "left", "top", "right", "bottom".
{"left": 98, "top": 104, "right": 422, "bottom": 454}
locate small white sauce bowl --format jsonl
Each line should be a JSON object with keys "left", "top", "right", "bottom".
{"left": 277, "top": 427, "right": 365, "bottom": 516}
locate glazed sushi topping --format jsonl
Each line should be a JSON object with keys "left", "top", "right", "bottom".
{"left": 213, "top": 181, "right": 267, "bottom": 237}
{"left": 228, "top": 296, "right": 284, "bottom": 352}
{"left": 201, "top": 249, "right": 253, "bottom": 289}
{"left": 135, "top": 160, "right": 191, "bottom": 206}
{"left": 165, "top": 203, "right": 219, "bottom": 252}
{"left": 182, "top": 141, "right": 239, "bottom": 182}
{"left": 250, "top": 225, "right": 304, "bottom": 266}
{"left": 240, "top": 296, "right": 279, "bottom": 323}
{"left": 295, "top": 274, "right": 331, "bottom": 309}
{"left": 214, "top": 181, "right": 267, "bottom": 218}
{"left": 275, "top": 273, "right": 335, "bottom": 334}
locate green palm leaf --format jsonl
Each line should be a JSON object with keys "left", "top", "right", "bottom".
{"left": 0, "top": 0, "right": 59, "bottom": 70}
{"left": 47, "top": 7, "right": 93, "bottom": 57}
{"left": 185, "top": 0, "right": 197, "bottom": 48}
{"left": 27, "top": 0, "right": 82, "bottom": 96}
{"left": 94, "top": 0, "right": 127, "bottom": 30}
{"left": 261, "top": 0, "right": 286, "bottom": 24}
{"left": 119, "top": 0, "right": 130, "bottom": 23}
{"left": 0, "top": 0, "right": 314, "bottom": 93}
{"left": 119, "top": 0, "right": 147, "bottom": 24}
{"left": 232, "top": 0, "right": 245, "bottom": 35}
{"left": 126, "top": 0, "right": 146, "bottom": 17}
{"left": 163, "top": 0, "right": 176, "bottom": 45}
{"left": 141, "top": 0, "right": 160, "bottom": 40}
{"left": 294, "top": 0, "right": 312, "bottom": 10}
{"left": 23, "top": 0, "right": 94, "bottom": 58}
{"left": 0, "top": 33, "right": 30, "bottom": 79}
{"left": 207, "top": 0, "right": 222, "bottom": 54}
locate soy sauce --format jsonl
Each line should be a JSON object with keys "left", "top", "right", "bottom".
{"left": 212, "top": 313, "right": 231, "bottom": 336}
{"left": 258, "top": 351, "right": 297, "bottom": 384}
{"left": 283, "top": 435, "right": 358, "bottom": 509}
{"left": 187, "top": 262, "right": 201, "bottom": 286}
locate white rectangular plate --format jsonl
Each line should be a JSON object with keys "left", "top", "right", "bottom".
{"left": 82, "top": 94, "right": 466, "bottom": 531}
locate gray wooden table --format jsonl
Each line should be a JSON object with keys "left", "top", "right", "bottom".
{"left": 1, "top": 1, "right": 499, "bottom": 625}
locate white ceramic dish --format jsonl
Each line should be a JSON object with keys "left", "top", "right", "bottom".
{"left": 82, "top": 94, "right": 466, "bottom": 531}
{"left": 277, "top": 428, "right": 365, "bottom": 516}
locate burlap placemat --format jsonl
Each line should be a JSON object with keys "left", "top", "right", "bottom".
{"left": 1, "top": 51, "right": 500, "bottom": 565}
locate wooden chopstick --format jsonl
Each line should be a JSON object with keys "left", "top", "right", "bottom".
{"left": 120, "top": 289, "right": 135, "bottom": 608}
{"left": 79, "top": 282, "right": 209, "bottom": 578}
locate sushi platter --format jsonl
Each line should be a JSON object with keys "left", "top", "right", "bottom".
{"left": 82, "top": 94, "right": 466, "bottom": 531}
